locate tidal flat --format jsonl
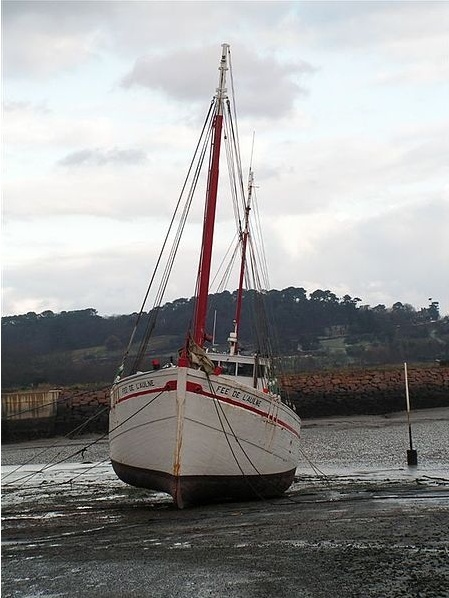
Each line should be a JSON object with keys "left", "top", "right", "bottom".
{"left": 2, "top": 408, "right": 449, "bottom": 597}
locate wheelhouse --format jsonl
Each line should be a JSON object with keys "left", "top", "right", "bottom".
{"left": 208, "top": 352, "right": 271, "bottom": 391}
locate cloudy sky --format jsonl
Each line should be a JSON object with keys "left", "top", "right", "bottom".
{"left": 2, "top": 0, "right": 449, "bottom": 317}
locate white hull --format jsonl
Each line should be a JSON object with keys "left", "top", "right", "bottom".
{"left": 109, "top": 365, "right": 301, "bottom": 507}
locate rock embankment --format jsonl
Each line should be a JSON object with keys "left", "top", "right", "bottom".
{"left": 55, "top": 364, "right": 449, "bottom": 426}
{"left": 55, "top": 387, "right": 110, "bottom": 435}
{"left": 282, "top": 364, "right": 449, "bottom": 418}
{"left": 3, "top": 364, "right": 448, "bottom": 441}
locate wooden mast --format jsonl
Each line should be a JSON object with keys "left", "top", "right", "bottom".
{"left": 192, "top": 44, "right": 229, "bottom": 348}
{"left": 229, "top": 170, "right": 253, "bottom": 356}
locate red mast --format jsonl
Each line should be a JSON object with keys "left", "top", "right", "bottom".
{"left": 192, "top": 44, "right": 229, "bottom": 348}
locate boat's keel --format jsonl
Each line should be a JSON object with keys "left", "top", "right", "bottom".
{"left": 111, "top": 460, "right": 296, "bottom": 509}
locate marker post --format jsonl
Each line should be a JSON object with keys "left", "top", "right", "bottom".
{"left": 404, "top": 362, "right": 418, "bottom": 466}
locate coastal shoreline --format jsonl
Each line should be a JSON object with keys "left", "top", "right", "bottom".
{"left": 2, "top": 409, "right": 449, "bottom": 597}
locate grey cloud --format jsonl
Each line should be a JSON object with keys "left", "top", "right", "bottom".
{"left": 121, "top": 45, "right": 314, "bottom": 119}
{"left": 2, "top": 0, "right": 110, "bottom": 23}
{"left": 4, "top": 0, "right": 448, "bottom": 84}
{"left": 261, "top": 195, "right": 449, "bottom": 317}
{"left": 2, "top": 241, "right": 199, "bottom": 317}
{"left": 295, "top": 197, "right": 449, "bottom": 312}
{"left": 3, "top": 100, "right": 50, "bottom": 114}
{"left": 2, "top": 0, "right": 116, "bottom": 78}
{"left": 1, "top": 1, "right": 302, "bottom": 79}
{"left": 58, "top": 148, "right": 147, "bottom": 167}
{"left": 4, "top": 100, "right": 32, "bottom": 112}
{"left": 295, "top": 1, "right": 449, "bottom": 48}
{"left": 3, "top": 196, "right": 448, "bottom": 317}
{"left": 297, "top": 2, "right": 449, "bottom": 86}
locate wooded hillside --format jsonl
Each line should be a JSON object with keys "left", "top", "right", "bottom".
{"left": 2, "top": 288, "right": 448, "bottom": 389}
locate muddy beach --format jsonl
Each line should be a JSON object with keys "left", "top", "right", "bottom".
{"left": 2, "top": 408, "right": 449, "bottom": 597}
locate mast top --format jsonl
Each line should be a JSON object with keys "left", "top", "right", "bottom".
{"left": 215, "top": 43, "right": 229, "bottom": 110}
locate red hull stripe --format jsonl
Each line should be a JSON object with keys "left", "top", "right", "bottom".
{"left": 116, "top": 384, "right": 176, "bottom": 404}
{"left": 117, "top": 379, "right": 300, "bottom": 439}
{"left": 186, "top": 381, "right": 300, "bottom": 439}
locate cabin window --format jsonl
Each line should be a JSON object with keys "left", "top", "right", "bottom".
{"left": 237, "top": 363, "right": 253, "bottom": 377}
{"left": 210, "top": 360, "right": 264, "bottom": 378}
{"left": 221, "top": 361, "right": 237, "bottom": 375}
{"left": 211, "top": 360, "right": 236, "bottom": 375}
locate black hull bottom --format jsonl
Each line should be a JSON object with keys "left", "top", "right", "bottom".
{"left": 111, "top": 460, "right": 296, "bottom": 508}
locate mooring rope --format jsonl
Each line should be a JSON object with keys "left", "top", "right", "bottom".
{"left": 205, "top": 374, "right": 315, "bottom": 504}
{"left": 3, "top": 389, "right": 166, "bottom": 492}
{"left": 2, "top": 404, "right": 109, "bottom": 482}
{"left": 204, "top": 373, "right": 333, "bottom": 505}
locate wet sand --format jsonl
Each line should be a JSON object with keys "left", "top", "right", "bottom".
{"left": 2, "top": 409, "right": 449, "bottom": 597}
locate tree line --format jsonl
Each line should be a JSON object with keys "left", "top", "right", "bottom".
{"left": 2, "top": 288, "right": 447, "bottom": 389}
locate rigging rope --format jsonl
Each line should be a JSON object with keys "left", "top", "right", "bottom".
{"left": 205, "top": 374, "right": 283, "bottom": 502}
{"left": 3, "top": 390, "right": 166, "bottom": 492}
{"left": 204, "top": 374, "right": 330, "bottom": 504}
{"left": 1, "top": 404, "right": 109, "bottom": 482}
{"left": 116, "top": 101, "right": 215, "bottom": 377}
{"left": 132, "top": 106, "right": 216, "bottom": 372}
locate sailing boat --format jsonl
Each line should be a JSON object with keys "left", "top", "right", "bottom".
{"left": 109, "top": 44, "right": 301, "bottom": 508}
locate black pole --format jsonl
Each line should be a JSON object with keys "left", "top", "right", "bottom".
{"left": 404, "top": 362, "right": 418, "bottom": 466}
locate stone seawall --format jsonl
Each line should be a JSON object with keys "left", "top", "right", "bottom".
{"left": 1, "top": 387, "right": 110, "bottom": 442}
{"left": 3, "top": 365, "right": 449, "bottom": 441}
{"left": 282, "top": 364, "right": 449, "bottom": 418}
{"left": 43, "top": 364, "right": 449, "bottom": 428}
{"left": 1, "top": 390, "right": 60, "bottom": 440}
{"left": 55, "top": 387, "right": 110, "bottom": 435}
